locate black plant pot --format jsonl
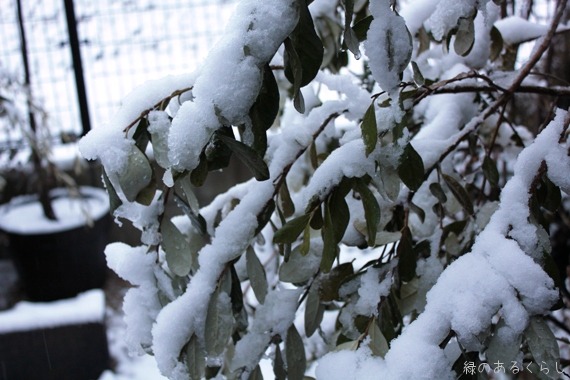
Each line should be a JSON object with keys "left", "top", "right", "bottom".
{"left": 0, "top": 187, "right": 111, "bottom": 301}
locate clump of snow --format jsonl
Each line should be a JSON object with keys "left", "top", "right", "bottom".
{"left": 354, "top": 267, "right": 392, "bottom": 317}
{"left": 424, "top": 0, "right": 490, "bottom": 42}
{"left": 167, "top": 0, "right": 299, "bottom": 172}
{"left": 232, "top": 289, "right": 301, "bottom": 373}
{"left": 106, "top": 243, "right": 162, "bottom": 355}
{"left": 495, "top": 16, "right": 553, "bottom": 45}
{"left": 0, "top": 289, "right": 105, "bottom": 333}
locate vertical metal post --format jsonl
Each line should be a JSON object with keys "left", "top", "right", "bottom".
{"left": 63, "top": 0, "right": 91, "bottom": 136}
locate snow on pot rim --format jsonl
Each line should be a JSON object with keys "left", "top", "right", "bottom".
{"left": 0, "top": 186, "right": 110, "bottom": 235}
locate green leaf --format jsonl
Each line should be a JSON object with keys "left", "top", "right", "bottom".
{"left": 248, "top": 365, "right": 264, "bottom": 380}
{"left": 525, "top": 316, "right": 560, "bottom": 380}
{"left": 191, "top": 154, "right": 209, "bottom": 187}
{"left": 246, "top": 247, "right": 268, "bottom": 304}
{"left": 352, "top": 15, "right": 373, "bottom": 42}
{"left": 409, "top": 201, "right": 426, "bottom": 224}
{"left": 482, "top": 156, "right": 500, "bottom": 187}
{"left": 185, "top": 334, "right": 205, "bottom": 380}
{"left": 454, "top": 17, "right": 475, "bottom": 57}
{"left": 397, "top": 143, "right": 425, "bottom": 192}
{"left": 161, "top": 219, "right": 193, "bottom": 277}
{"left": 249, "top": 64, "right": 280, "bottom": 155}
{"left": 354, "top": 178, "right": 381, "bottom": 246}
{"left": 286, "top": 325, "right": 306, "bottom": 380}
{"left": 342, "top": 0, "right": 361, "bottom": 57}
{"left": 217, "top": 134, "right": 269, "bottom": 181}
{"left": 397, "top": 226, "right": 416, "bottom": 282}
{"left": 279, "top": 181, "right": 296, "bottom": 218}
{"left": 411, "top": 61, "right": 425, "bottom": 86}
{"left": 284, "top": 38, "right": 305, "bottom": 114}
{"left": 174, "top": 194, "right": 207, "bottom": 236}
{"left": 206, "top": 127, "right": 234, "bottom": 171}
{"left": 490, "top": 26, "right": 503, "bottom": 61}
{"left": 442, "top": 174, "right": 474, "bottom": 216}
{"left": 274, "top": 213, "right": 312, "bottom": 244}
{"left": 102, "top": 170, "right": 122, "bottom": 213}
{"left": 429, "top": 182, "right": 448, "bottom": 203}
{"left": 274, "top": 345, "right": 287, "bottom": 380}
{"left": 118, "top": 145, "right": 153, "bottom": 202}
{"left": 361, "top": 102, "right": 378, "bottom": 156}
{"left": 279, "top": 244, "right": 321, "bottom": 284}
{"left": 284, "top": 0, "right": 324, "bottom": 88}
{"left": 329, "top": 187, "right": 350, "bottom": 243}
{"left": 205, "top": 286, "right": 233, "bottom": 357}
{"left": 305, "top": 281, "right": 325, "bottom": 337}
{"left": 369, "top": 318, "right": 389, "bottom": 357}
{"left": 319, "top": 263, "right": 354, "bottom": 302}
{"left": 321, "top": 202, "right": 339, "bottom": 272}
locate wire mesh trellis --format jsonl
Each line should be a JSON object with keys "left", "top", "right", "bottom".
{"left": 0, "top": 0, "right": 235, "bottom": 141}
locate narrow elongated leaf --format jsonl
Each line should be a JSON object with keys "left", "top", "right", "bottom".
{"left": 274, "top": 345, "right": 287, "bottom": 380}
{"left": 248, "top": 365, "right": 264, "bottom": 380}
{"left": 284, "top": 38, "right": 305, "bottom": 114}
{"left": 305, "top": 281, "right": 325, "bottom": 337}
{"left": 279, "top": 181, "right": 296, "bottom": 218}
{"left": 329, "top": 188, "right": 350, "bottom": 243}
{"left": 354, "top": 178, "right": 381, "bottom": 246}
{"left": 342, "top": 0, "right": 361, "bottom": 57}
{"left": 361, "top": 102, "right": 378, "bottom": 156}
{"left": 205, "top": 287, "right": 233, "bottom": 357}
{"left": 321, "top": 202, "right": 339, "bottom": 272}
{"left": 482, "top": 156, "right": 499, "bottom": 187}
{"left": 246, "top": 247, "right": 268, "bottom": 304}
{"left": 429, "top": 182, "right": 447, "bottom": 203}
{"left": 369, "top": 318, "right": 389, "bottom": 357}
{"left": 191, "top": 154, "right": 209, "bottom": 187}
{"left": 273, "top": 213, "right": 312, "bottom": 244}
{"left": 185, "top": 334, "right": 205, "bottom": 380}
{"left": 162, "top": 219, "right": 192, "bottom": 277}
{"left": 286, "top": 325, "right": 306, "bottom": 380}
{"left": 411, "top": 61, "right": 425, "bottom": 86}
{"left": 486, "top": 319, "right": 522, "bottom": 368}
{"left": 397, "top": 143, "right": 425, "bottom": 192}
{"left": 319, "top": 263, "right": 354, "bottom": 302}
{"left": 249, "top": 64, "right": 280, "bottom": 155}
{"left": 217, "top": 134, "right": 269, "bottom": 181}
{"left": 397, "top": 226, "right": 416, "bottom": 282}
{"left": 490, "top": 26, "right": 503, "bottom": 61}
{"left": 102, "top": 170, "right": 122, "bottom": 213}
{"left": 525, "top": 316, "right": 560, "bottom": 380}
{"left": 118, "top": 145, "right": 153, "bottom": 202}
{"left": 353, "top": 15, "right": 373, "bottom": 42}
{"left": 284, "top": 1, "right": 324, "bottom": 88}
{"left": 409, "top": 202, "right": 425, "bottom": 224}
{"left": 442, "top": 174, "right": 474, "bottom": 216}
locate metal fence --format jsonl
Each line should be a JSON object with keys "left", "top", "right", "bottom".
{"left": 0, "top": 0, "right": 235, "bottom": 140}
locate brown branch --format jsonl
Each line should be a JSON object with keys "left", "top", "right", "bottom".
{"left": 122, "top": 86, "right": 193, "bottom": 133}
